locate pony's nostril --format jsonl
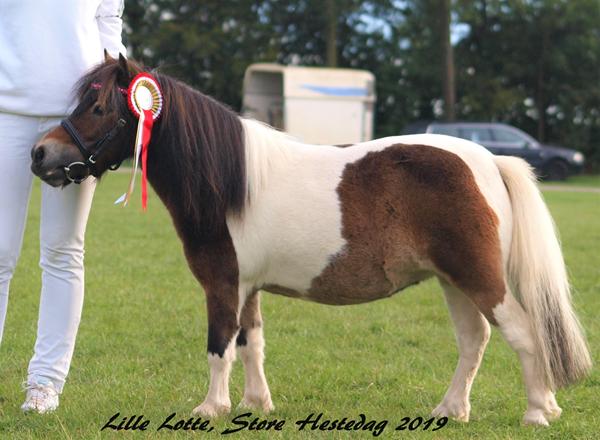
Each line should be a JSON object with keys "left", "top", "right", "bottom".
{"left": 33, "top": 146, "right": 45, "bottom": 164}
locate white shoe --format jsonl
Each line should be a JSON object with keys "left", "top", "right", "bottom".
{"left": 21, "top": 379, "right": 59, "bottom": 414}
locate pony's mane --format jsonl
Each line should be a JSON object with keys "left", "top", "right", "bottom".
{"left": 151, "top": 72, "right": 246, "bottom": 238}
{"left": 76, "top": 60, "right": 248, "bottom": 239}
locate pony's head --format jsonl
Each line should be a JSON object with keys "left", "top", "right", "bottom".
{"left": 31, "top": 53, "right": 142, "bottom": 186}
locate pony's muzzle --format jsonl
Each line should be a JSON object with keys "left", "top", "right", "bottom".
{"left": 30, "top": 141, "right": 78, "bottom": 187}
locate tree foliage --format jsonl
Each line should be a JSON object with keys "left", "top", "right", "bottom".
{"left": 455, "top": 0, "right": 600, "bottom": 165}
{"left": 123, "top": 0, "right": 600, "bottom": 169}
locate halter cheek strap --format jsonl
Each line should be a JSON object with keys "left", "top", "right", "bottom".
{"left": 61, "top": 117, "right": 127, "bottom": 183}
{"left": 60, "top": 83, "right": 129, "bottom": 183}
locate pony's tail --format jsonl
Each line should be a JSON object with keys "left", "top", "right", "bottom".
{"left": 494, "top": 156, "right": 592, "bottom": 390}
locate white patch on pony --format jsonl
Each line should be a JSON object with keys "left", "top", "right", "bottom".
{"left": 193, "top": 339, "right": 236, "bottom": 418}
{"left": 238, "top": 326, "right": 273, "bottom": 412}
{"left": 229, "top": 127, "right": 512, "bottom": 295}
{"left": 369, "top": 134, "right": 513, "bottom": 264}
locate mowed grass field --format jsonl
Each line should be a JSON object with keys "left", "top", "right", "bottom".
{"left": 558, "top": 174, "right": 600, "bottom": 188}
{"left": 0, "top": 172, "right": 598, "bottom": 439}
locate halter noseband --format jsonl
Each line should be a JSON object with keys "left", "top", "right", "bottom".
{"left": 61, "top": 82, "right": 128, "bottom": 184}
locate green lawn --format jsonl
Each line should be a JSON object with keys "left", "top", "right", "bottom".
{"left": 1, "top": 173, "right": 598, "bottom": 439}
{"left": 560, "top": 174, "right": 600, "bottom": 188}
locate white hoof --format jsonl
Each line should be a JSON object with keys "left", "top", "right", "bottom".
{"left": 545, "top": 395, "right": 562, "bottom": 420}
{"left": 545, "top": 404, "right": 562, "bottom": 421}
{"left": 239, "top": 393, "right": 274, "bottom": 413}
{"left": 431, "top": 401, "right": 470, "bottom": 422}
{"left": 523, "top": 409, "right": 549, "bottom": 426}
{"left": 192, "top": 400, "right": 231, "bottom": 418}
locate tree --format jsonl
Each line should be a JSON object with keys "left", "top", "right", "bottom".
{"left": 122, "top": 0, "right": 600, "bottom": 168}
{"left": 455, "top": 0, "right": 600, "bottom": 167}
{"left": 440, "top": 0, "right": 456, "bottom": 120}
{"left": 124, "top": 0, "right": 276, "bottom": 109}
{"left": 326, "top": 0, "right": 338, "bottom": 66}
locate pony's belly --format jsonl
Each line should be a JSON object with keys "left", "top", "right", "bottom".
{"left": 262, "top": 269, "right": 431, "bottom": 305}
{"left": 260, "top": 242, "right": 432, "bottom": 305}
{"left": 308, "top": 250, "right": 432, "bottom": 305}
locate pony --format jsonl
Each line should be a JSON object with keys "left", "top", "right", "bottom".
{"left": 30, "top": 54, "right": 591, "bottom": 425}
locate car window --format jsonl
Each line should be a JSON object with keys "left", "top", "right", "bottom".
{"left": 430, "top": 125, "right": 459, "bottom": 136}
{"left": 492, "top": 128, "right": 526, "bottom": 144}
{"left": 459, "top": 127, "right": 493, "bottom": 143}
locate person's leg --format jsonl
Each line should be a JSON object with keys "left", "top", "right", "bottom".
{"left": 0, "top": 113, "right": 38, "bottom": 343}
{"left": 26, "top": 174, "right": 96, "bottom": 393}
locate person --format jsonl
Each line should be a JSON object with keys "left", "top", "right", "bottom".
{"left": 0, "top": 0, "right": 126, "bottom": 413}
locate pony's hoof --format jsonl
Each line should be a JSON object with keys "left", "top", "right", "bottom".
{"left": 523, "top": 409, "right": 549, "bottom": 426}
{"left": 431, "top": 402, "right": 470, "bottom": 422}
{"left": 545, "top": 400, "right": 562, "bottom": 421}
{"left": 192, "top": 400, "right": 231, "bottom": 419}
{"left": 545, "top": 405, "right": 562, "bottom": 421}
{"left": 239, "top": 394, "right": 274, "bottom": 413}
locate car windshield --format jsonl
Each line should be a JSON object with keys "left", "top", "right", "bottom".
{"left": 491, "top": 127, "right": 537, "bottom": 147}
{"left": 430, "top": 123, "right": 539, "bottom": 147}
{"left": 458, "top": 127, "right": 493, "bottom": 143}
{"left": 430, "top": 125, "right": 459, "bottom": 137}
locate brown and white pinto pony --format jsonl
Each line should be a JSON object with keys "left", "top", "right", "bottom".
{"left": 31, "top": 55, "right": 591, "bottom": 426}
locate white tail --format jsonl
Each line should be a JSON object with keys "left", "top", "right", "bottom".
{"left": 494, "top": 156, "right": 592, "bottom": 390}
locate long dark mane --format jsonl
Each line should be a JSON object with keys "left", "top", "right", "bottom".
{"left": 76, "top": 59, "right": 246, "bottom": 240}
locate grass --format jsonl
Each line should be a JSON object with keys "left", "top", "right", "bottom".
{"left": 557, "top": 174, "right": 600, "bottom": 188}
{"left": 0, "top": 173, "right": 598, "bottom": 439}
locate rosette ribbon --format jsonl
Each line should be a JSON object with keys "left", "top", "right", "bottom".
{"left": 115, "top": 73, "right": 163, "bottom": 210}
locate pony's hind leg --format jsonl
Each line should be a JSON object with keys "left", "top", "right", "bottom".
{"left": 432, "top": 281, "right": 491, "bottom": 422}
{"left": 440, "top": 280, "right": 559, "bottom": 425}
{"left": 237, "top": 291, "right": 274, "bottom": 412}
{"left": 428, "top": 220, "right": 558, "bottom": 425}
{"left": 492, "top": 290, "right": 561, "bottom": 425}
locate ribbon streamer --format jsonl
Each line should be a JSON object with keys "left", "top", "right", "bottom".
{"left": 115, "top": 73, "right": 163, "bottom": 210}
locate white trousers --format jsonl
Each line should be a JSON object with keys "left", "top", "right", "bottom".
{"left": 0, "top": 112, "right": 95, "bottom": 393}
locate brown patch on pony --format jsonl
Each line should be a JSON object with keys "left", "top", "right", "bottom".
{"left": 308, "top": 144, "right": 506, "bottom": 322}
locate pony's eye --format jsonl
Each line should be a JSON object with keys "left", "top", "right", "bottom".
{"left": 92, "top": 105, "right": 104, "bottom": 116}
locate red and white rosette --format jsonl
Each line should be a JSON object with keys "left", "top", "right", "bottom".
{"left": 115, "top": 72, "right": 163, "bottom": 210}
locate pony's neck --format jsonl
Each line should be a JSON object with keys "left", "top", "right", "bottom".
{"left": 145, "top": 77, "right": 246, "bottom": 241}
{"left": 145, "top": 75, "right": 299, "bottom": 240}
{"left": 239, "top": 118, "right": 294, "bottom": 203}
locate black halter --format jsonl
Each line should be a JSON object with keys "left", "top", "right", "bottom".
{"left": 61, "top": 117, "right": 127, "bottom": 183}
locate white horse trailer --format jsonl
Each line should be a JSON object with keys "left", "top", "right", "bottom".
{"left": 242, "top": 63, "right": 376, "bottom": 145}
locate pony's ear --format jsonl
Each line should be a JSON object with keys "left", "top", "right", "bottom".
{"left": 117, "top": 53, "right": 131, "bottom": 83}
{"left": 104, "top": 49, "right": 114, "bottom": 62}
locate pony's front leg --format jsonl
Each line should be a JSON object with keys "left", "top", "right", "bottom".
{"left": 192, "top": 284, "right": 239, "bottom": 418}
{"left": 237, "top": 291, "right": 273, "bottom": 412}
